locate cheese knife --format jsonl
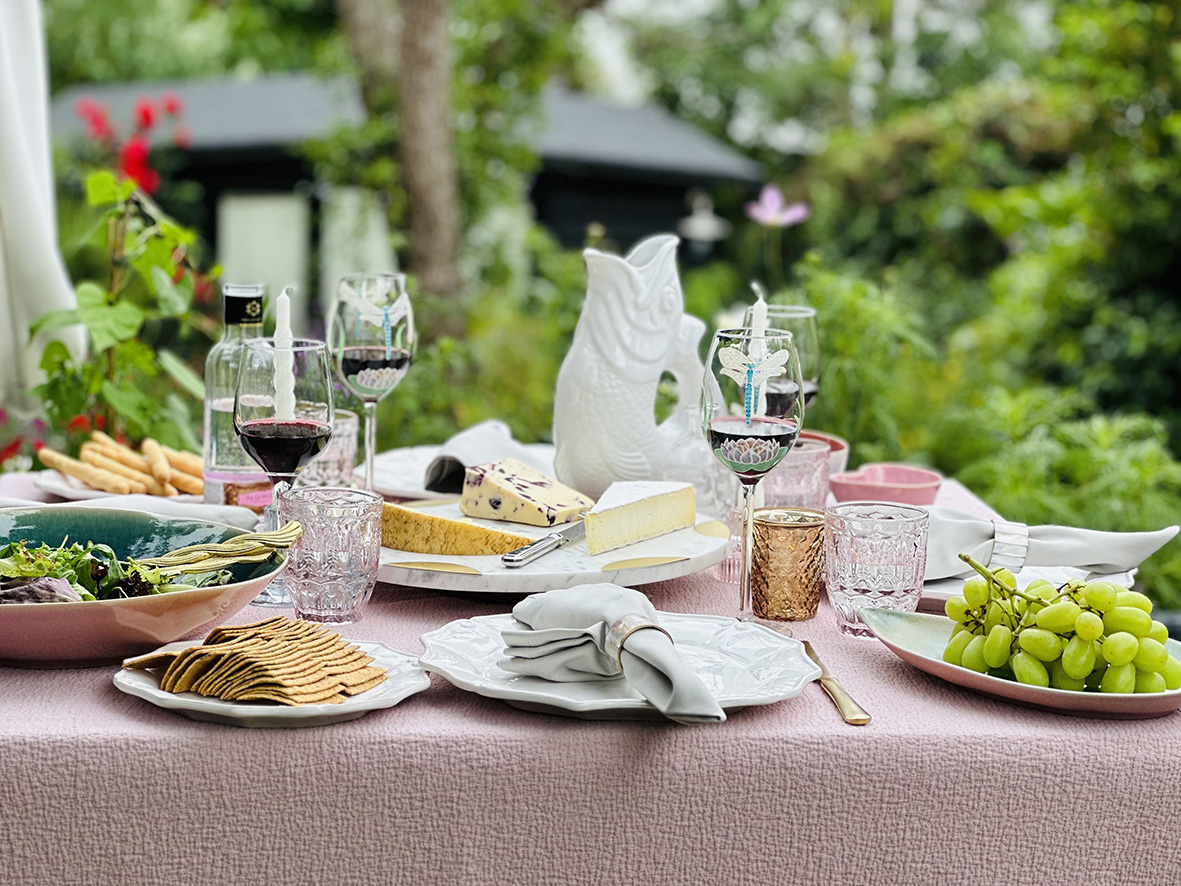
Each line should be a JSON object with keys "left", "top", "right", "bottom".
{"left": 501, "top": 521, "right": 586, "bottom": 568}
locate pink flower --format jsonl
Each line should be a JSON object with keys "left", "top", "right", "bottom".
{"left": 745, "top": 185, "right": 810, "bottom": 228}
{"left": 172, "top": 124, "right": 192, "bottom": 149}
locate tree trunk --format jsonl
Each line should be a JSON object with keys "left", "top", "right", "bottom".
{"left": 399, "top": 0, "right": 463, "bottom": 301}
{"left": 335, "top": 0, "right": 401, "bottom": 111}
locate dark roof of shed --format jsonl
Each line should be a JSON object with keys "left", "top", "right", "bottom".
{"left": 50, "top": 71, "right": 762, "bottom": 184}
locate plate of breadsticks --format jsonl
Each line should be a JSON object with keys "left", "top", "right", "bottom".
{"left": 34, "top": 431, "right": 205, "bottom": 500}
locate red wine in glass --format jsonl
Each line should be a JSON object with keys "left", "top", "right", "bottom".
{"left": 237, "top": 418, "right": 332, "bottom": 480}
{"left": 707, "top": 415, "right": 800, "bottom": 484}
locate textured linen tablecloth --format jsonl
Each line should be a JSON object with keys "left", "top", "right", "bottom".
{"left": 2, "top": 476, "right": 1180, "bottom": 886}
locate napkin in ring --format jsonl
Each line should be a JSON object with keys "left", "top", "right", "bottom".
{"left": 605, "top": 614, "right": 673, "bottom": 672}
{"left": 924, "top": 506, "right": 1179, "bottom": 580}
{"left": 500, "top": 584, "right": 726, "bottom": 725}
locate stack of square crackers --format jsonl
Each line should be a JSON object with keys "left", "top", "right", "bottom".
{"left": 123, "top": 617, "right": 387, "bottom": 705}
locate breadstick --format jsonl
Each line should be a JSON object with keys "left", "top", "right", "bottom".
{"left": 168, "top": 468, "right": 204, "bottom": 495}
{"left": 87, "top": 438, "right": 152, "bottom": 474}
{"left": 141, "top": 438, "right": 172, "bottom": 484}
{"left": 78, "top": 444, "right": 159, "bottom": 495}
{"left": 160, "top": 445, "right": 204, "bottom": 478}
{"left": 39, "top": 447, "right": 133, "bottom": 495}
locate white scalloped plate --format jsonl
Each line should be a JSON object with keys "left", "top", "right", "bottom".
{"left": 418, "top": 611, "right": 821, "bottom": 720}
{"left": 862, "top": 608, "right": 1181, "bottom": 720}
{"left": 113, "top": 641, "right": 430, "bottom": 727}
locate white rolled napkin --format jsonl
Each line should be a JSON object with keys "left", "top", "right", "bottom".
{"left": 423, "top": 419, "right": 556, "bottom": 493}
{"left": 0, "top": 494, "right": 259, "bottom": 531}
{"left": 925, "top": 506, "right": 1179, "bottom": 581}
{"left": 501, "top": 583, "right": 726, "bottom": 725}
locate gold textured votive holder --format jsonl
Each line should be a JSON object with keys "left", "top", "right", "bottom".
{"left": 751, "top": 507, "right": 825, "bottom": 621}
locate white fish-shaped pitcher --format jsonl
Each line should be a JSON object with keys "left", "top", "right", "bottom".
{"left": 553, "top": 234, "right": 733, "bottom": 514}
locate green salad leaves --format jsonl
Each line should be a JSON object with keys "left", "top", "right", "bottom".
{"left": 0, "top": 538, "right": 230, "bottom": 603}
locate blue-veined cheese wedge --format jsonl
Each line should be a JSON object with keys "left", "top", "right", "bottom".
{"left": 584, "top": 481, "right": 696, "bottom": 555}
{"left": 459, "top": 458, "right": 594, "bottom": 527}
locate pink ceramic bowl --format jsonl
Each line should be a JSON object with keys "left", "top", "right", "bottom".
{"left": 0, "top": 506, "right": 284, "bottom": 668}
{"left": 798, "top": 430, "right": 850, "bottom": 475}
{"left": 829, "top": 463, "right": 942, "bottom": 506}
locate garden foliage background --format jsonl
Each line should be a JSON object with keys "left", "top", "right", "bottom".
{"left": 16, "top": 0, "right": 1181, "bottom": 604}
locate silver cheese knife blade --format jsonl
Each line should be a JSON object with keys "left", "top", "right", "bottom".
{"left": 501, "top": 521, "right": 585, "bottom": 568}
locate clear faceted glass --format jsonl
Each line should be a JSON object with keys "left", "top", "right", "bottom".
{"left": 278, "top": 487, "right": 384, "bottom": 625}
{"left": 824, "top": 502, "right": 930, "bottom": 637}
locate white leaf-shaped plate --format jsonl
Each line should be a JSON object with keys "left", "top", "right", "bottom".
{"left": 418, "top": 611, "right": 820, "bottom": 720}
{"left": 861, "top": 608, "right": 1181, "bottom": 719}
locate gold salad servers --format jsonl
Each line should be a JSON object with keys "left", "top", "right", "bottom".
{"left": 135, "top": 523, "right": 303, "bottom": 575}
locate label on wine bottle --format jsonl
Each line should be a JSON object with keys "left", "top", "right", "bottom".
{"left": 206, "top": 475, "right": 273, "bottom": 513}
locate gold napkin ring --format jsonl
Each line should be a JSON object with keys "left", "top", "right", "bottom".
{"left": 606, "top": 615, "right": 674, "bottom": 672}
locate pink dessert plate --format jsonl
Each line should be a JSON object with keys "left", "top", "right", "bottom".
{"left": 829, "top": 462, "right": 942, "bottom": 505}
{"left": 861, "top": 608, "right": 1181, "bottom": 720}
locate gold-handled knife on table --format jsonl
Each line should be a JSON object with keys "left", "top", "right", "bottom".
{"left": 803, "top": 640, "right": 872, "bottom": 726}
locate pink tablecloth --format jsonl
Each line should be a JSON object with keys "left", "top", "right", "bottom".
{"left": 2, "top": 476, "right": 1179, "bottom": 885}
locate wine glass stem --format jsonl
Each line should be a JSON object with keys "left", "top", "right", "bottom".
{"left": 265, "top": 479, "right": 292, "bottom": 531}
{"left": 739, "top": 480, "right": 757, "bottom": 620}
{"left": 363, "top": 401, "right": 378, "bottom": 492}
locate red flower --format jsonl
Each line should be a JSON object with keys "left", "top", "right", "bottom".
{"left": 161, "top": 92, "right": 183, "bottom": 116}
{"left": 172, "top": 124, "right": 192, "bottom": 150}
{"left": 119, "top": 135, "right": 161, "bottom": 194}
{"left": 66, "top": 414, "right": 92, "bottom": 433}
{"left": 75, "top": 97, "right": 115, "bottom": 143}
{"left": 134, "top": 97, "right": 156, "bottom": 131}
{"left": 94, "top": 414, "right": 107, "bottom": 431}
{"left": 1, "top": 438, "right": 22, "bottom": 463}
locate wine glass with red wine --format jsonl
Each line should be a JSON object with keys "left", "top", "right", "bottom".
{"left": 234, "top": 337, "right": 335, "bottom": 606}
{"left": 329, "top": 274, "right": 415, "bottom": 492}
{"left": 743, "top": 303, "right": 821, "bottom": 410}
{"left": 702, "top": 327, "right": 805, "bottom": 620}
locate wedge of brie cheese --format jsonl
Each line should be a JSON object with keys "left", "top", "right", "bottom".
{"left": 459, "top": 458, "right": 593, "bottom": 527}
{"left": 583, "top": 481, "right": 696, "bottom": 555}
{"left": 381, "top": 502, "right": 533, "bottom": 556}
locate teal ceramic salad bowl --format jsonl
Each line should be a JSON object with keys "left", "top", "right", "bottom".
{"left": 0, "top": 506, "right": 282, "bottom": 668}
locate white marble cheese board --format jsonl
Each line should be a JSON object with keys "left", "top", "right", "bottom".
{"left": 378, "top": 500, "right": 730, "bottom": 593}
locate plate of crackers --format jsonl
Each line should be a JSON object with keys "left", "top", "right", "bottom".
{"left": 35, "top": 432, "right": 205, "bottom": 500}
{"left": 114, "top": 617, "right": 430, "bottom": 727}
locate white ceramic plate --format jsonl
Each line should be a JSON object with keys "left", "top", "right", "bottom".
{"left": 920, "top": 565, "right": 1136, "bottom": 612}
{"left": 113, "top": 641, "right": 430, "bottom": 727}
{"left": 379, "top": 501, "right": 730, "bottom": 593}
{"left": 861, "top": 608, "right": 1181, "bottom": 720}
{"left": 418, "top": 611, "right": 821, "bottom": 720}
{"left": 371, "top": 443, "right": 556, "bottom": 501}
{"left": 34, "top": 469, "right": 201, "bottom": 504}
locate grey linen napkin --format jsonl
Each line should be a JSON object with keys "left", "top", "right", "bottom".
{"left": 423, "top": 419, "right": 556, "bottom": 494}
{"left": 0, "top": 494, "right": 259, "bottom": 531}
{"left": 501, "top": 584, "right": 726, "bottom": 725}
{"left": 925, "top": 506, "right": 1179, "bottom": 580}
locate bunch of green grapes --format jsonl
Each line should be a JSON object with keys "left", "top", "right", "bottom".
{"left": 942, "top": 555, "right": 1181, "bottom": 693}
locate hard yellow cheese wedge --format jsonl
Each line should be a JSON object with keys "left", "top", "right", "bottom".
{"left": 380, "top": 502, "right": 534, "bottom": 556}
